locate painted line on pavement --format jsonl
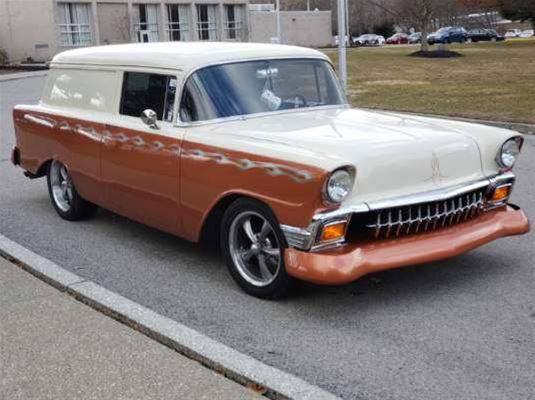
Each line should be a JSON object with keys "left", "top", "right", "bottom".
{"left": 0, "top": 233, "right": 340, "bottom": 400}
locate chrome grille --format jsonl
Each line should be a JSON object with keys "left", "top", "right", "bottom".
{"left": 366, "top": 189, "right": 486, "bottom": 239}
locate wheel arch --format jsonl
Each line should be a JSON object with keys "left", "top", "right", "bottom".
{"left": 199, "top": 192, "right": 278, "bottom": 246}
{"left": 32, "top": 158, "right": 53, "bottom": 178}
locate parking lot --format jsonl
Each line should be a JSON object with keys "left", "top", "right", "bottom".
{"left": 1, "top": 74, "right": 534, "bottom": 400}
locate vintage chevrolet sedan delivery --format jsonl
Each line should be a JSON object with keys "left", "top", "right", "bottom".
{"left": 12, "top": 42, "right": 529, "bottom": 298}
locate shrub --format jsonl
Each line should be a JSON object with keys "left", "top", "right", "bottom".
{"left": 373, "top": 22, "right": 395, "bottom": 39}
{"left": 0, "top": 49, "right": 8, "bottom": 65}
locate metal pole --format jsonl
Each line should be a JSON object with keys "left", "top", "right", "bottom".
{"left": 276, "top": 0, "right": 282, "bottom": 44}
{"left": 307, "top": 0, "right": 310, "bottom": 12}
{"left": 337, "top": 0, "right": 347, "bottom": 92}
{"left": 345, "top": 0, "right": 349, "bottom": 42}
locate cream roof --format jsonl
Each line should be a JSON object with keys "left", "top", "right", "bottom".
{"left": 51, "top": 42, "right": 330, "bottom": 72}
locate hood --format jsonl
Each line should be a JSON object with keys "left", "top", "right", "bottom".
{"left": 204, "top": 107, "right": 486, "bottom": 205}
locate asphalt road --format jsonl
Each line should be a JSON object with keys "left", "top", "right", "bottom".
{"left": 1, "top": 75, "right": 534, "bottom": 400}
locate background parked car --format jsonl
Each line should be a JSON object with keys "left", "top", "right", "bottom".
{"left": 386, "top": 33, "right": 409, "bottom": 44}
{"left": 520, "top": 29, "right": 534, "bottom": 38}
{"left": 467, "top": 29, "right": 504, "bottom": 42}
{"left": 408, "top": 32, "right": 422, "bottom": 44}
{"left": 428, "top": 27, "right": 468, "bottom": 45}
{"left": 353, "top": 34, "right": 385, "bottom": 46}
{"left": 505, "top": 29, "right": 522, "bottom": 38}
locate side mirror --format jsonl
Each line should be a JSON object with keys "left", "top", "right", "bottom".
{"left": 141, "top": 109, "right": 159, "bottom": 129}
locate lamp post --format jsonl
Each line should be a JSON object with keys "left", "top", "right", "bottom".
{"left": 337, "top": 0, "right": 347, "bottom": 92}
{"left": 276, "top": 0, "right": 282, "bottom": 44}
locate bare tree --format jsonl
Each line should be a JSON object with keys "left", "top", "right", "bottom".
{"left": 453, "top": 0, "right": 500, "bottom": 29}
{"left": 363, "top": 0, "right": 444, "bottom": 51}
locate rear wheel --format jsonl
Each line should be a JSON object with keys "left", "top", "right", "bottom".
{"left": 221, "top": 198, "right": 293, "bottom": 299}
{"left": 47, "top": 160, "right": 97, "bottom": 221}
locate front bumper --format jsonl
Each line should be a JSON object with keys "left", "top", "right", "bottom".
{"left": 284, "top": 205, "right": 529, "bottom": 285}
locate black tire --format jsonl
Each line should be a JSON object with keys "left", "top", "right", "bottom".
{"left": 46, "top": 160, "right": 98, "bottom": 221}
{"left": 220, "top": 198, "right": 294, "bottom": 299}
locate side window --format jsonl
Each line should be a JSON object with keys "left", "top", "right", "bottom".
{"left": 120, "top": 72, "right": 177, "bottom": 122}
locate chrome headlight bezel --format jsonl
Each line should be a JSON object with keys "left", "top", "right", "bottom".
{"left": 323, "top": 167, "right": 356, "bottom": 205}
{"left": 496, "top": 136, "right": 523, "bottom": 170}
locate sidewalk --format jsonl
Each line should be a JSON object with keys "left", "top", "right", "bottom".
{"left": 0, "top": 257, "right": 262, "bottom": 400}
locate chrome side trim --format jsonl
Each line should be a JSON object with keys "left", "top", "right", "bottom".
{"left": 280, "top": 225, "right": 314, "bottom": 250}
{"left": 24, "top": 114, "right": 55, "bottom": 128}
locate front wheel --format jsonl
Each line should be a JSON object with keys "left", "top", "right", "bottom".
{"left": 47, "top": 160, "right": 97, "bottom": 221}
{"left": 221, "top": 198, "right": 293, "bottom": 299}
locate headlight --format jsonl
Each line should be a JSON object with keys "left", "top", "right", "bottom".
{"left": 325, "top": 168, "right": 355, "bottom": 204}
{"left": 497, "top": 136, "right": 523, "bottom": 169}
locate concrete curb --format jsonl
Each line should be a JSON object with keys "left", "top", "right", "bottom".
{"left": 0, "top": 70, "right": 48, "bottom": 82}
{"left": 0, "top": 233, "right": 340, "bottom": 400}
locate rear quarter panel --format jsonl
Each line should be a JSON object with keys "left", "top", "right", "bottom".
{"left": 13, "top": 106, "right": 103, "bottom": 205}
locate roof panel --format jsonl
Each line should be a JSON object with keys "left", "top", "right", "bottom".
{"left": 51, "top": 42, "right": 330, "bottom": 72}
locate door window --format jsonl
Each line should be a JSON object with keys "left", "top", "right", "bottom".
{"left": 120, "top": 72, "right": 177, "bottom": 122}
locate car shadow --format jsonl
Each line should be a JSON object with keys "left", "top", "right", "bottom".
{"left": 289, "top": 249, "right": 515, "bottom": 307}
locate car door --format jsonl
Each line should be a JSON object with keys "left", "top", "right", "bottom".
{"left": 100, "top": 70, "right": 184, "bottom": 235}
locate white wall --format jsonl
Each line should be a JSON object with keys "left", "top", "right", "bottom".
{"left": 0, "top": 0, "right": 57, "bottom": 63}
{"left": 249, "top": 10, "right": 332, "bottom": 48}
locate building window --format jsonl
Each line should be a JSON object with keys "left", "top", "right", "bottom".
{"left": 134, "top": 4, "right": 159, "bottom": 42}
{"left": 196, "top": 4, "right": 217, "bottom": 41}
{"left": 224, "top": 5, "right": 244, "bottom": 40}
{"left": 166, "top": 4, "right": 190, "bottom": 41}
{"left": 58, "top": 3, "right": 93, "bottom": 47}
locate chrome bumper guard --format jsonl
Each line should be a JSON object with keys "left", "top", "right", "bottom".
{"left": 281, "top": 172, "right": 516, "bottom": 251}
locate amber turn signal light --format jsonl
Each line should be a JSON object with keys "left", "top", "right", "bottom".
{"left": 320, "top": 221, "right": 347, "bottom": 242}
{"left": 490, "top": 184, "right": 511, "bottom": 203}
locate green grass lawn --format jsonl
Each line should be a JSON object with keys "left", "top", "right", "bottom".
{"left": 326, "top": 39, "right": 535, "bottom": 124}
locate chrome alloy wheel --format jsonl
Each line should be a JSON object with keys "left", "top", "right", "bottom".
{"left": 229, "top": 211, "right": 282, "bottom": 287}
{"left": 50, "top": 161, "right": 74, "bottom": 212}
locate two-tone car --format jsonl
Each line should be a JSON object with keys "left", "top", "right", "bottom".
{"left": 11, "top": 42, "right": 529, "bottom": 299}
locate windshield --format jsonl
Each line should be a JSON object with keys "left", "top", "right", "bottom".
{"left": 437, "top": 27, "right": 450, "bottom": 34}
{"left": 179, "top": 59, "right": 346, "bottom": 123}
